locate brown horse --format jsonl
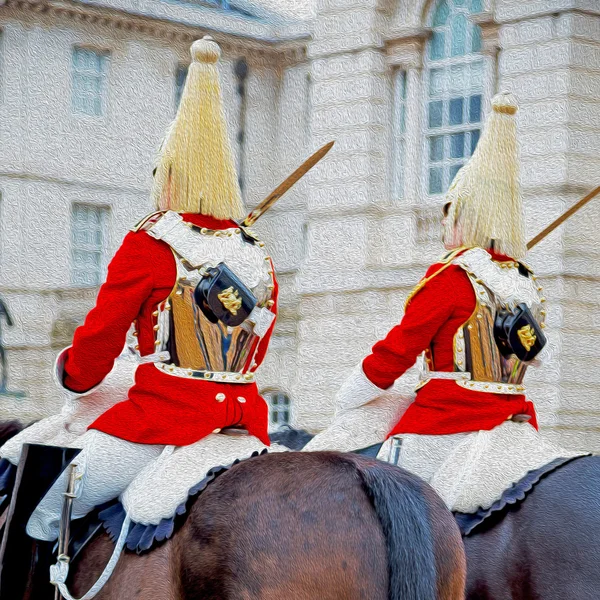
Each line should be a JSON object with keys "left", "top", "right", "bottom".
{"left": 0, "top": 423, "right": 466, "bottom": 600}
{"left": 273, "top": 427, "right": 600, "bottom": 600}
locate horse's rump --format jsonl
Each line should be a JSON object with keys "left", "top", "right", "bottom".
{"left": 69, "top": 451, "right": 465, "bottom": 600}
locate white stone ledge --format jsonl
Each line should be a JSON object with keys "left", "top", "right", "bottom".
{"left": 311, "top": 75, "right": 389, "bottom": 106}
{"left": 500, "top": 39, "right": 571, "bottom": 75}
{"left": 499, "top": 15, "right": 556, "bottom": 48}
{"left": 296, "top": 266, "right": 428, "bottom": 296}
{"left": 556, "top": 11, "right": 600, "bottom": 42}
{"left": 496, "top": 1, "right": 600, "bottom": 24}
{"left": 562, "top": 358, "right": 600, "bottom": 385}
{"left": 310, "top": 49, "right": 386, "bottom": 81}
{"left": 309, "top": 37, "right": 382, "bottom": 59}
{"left": 570, "top": 69, "right": 600, "bottom": 99}
{"left": 500, "top": 70, "right": 570, "bottom": 102}
{"left": 314, "top": 8, "right": 379, "bottom": 39}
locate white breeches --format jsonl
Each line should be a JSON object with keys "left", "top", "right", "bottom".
{"left": 26, "top": 430, "right": 164, "bottom": 541}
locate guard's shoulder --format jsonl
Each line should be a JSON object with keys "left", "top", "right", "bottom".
{"left": 404, "top": 255, "right": 466, "bottom": 309}
{"left": 130, "top": 210, "right": 167, "bottom": 233}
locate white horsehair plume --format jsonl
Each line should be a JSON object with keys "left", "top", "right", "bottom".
{"left": 151, "top": 36, "right": 244, "bottom": 220}
{"left": 444, "top": 91, "right": 527, "bottom": 259}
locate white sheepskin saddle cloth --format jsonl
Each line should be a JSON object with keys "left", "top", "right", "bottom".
{"left": 378, "top": 421, "right": 587, "bottom": 513}
{"left": 0, "top": 350, "right": 137, "bottom": 466}
{"left": 121, "top": 434, "right": 289, "bottom": 527}
{"left": 302, "top": 393, "right": 413, "bottom": 454}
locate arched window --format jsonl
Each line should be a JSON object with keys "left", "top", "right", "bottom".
{"left": 424, "top": 0, "right": 484, "bottom": 196}
{"left": 264, "top": 390, "right": 291, "bottom": 431}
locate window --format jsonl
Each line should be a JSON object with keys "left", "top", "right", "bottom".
{"left": 175, "top": 64, "right": 188, "bottom": 110}
{"left": 424, "top": 0, "right": 484, "bottom": 195}
{"left": 392, "top": 69, "right": 408, "bottom": 200}
{"left": 72, "top": 47, "right": 108, "bottom": 116}
{"left": 70, "top": 204, "right": 109, "bottom": 287}
{"left": 265, "top": 391, "right": 291, "bottom": 431}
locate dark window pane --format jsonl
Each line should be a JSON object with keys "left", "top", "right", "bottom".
{"left": 271, "top": 396, "right": 279, "bottom": 406}
{"left": 429, "top": 136, "right": 444, "bottom": 162}
{"left": 433, "top": 1, "right": 449, "bottom": 26}
{"left": 449, "top": 164, "right": 463, "bottom": 184}
{"left": 450, "top": 132, "right": 465, "bottom": 158}
{"left": 449, "top": 98, "right": 464, "bottom": 125}
{"left": 283, "top": 411, "right": 289, "bottom": 422}
{"left": 469, "top": 94, "right": 482, "bottom": 123}
{"left": 429, "top": 168, "right": 443, "bottom": 194}
{"left": 430, "top": 31, "right": 445, "bottom": 60}
{"left": 470, "top": 129, "right": 481, "bottom": 154}
{"left": 472, "top": 24, "right": 482, "bottom": 52}
{"left": 429, "top": 101, "right": 443, "bottom": 128}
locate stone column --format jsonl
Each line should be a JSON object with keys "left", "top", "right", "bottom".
{"left": 386, "top": 30, "right": 427, "bottom": 207}
{"left": 494, "top": 5, "right": 600, "bottom": 450}
{"left": 294, "top": 0, "right": 393, "bottom": 431}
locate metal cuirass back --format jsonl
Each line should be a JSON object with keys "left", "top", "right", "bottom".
{"left": 142, "top": 211, "right": 275, "bottom": 384}
{"left": 420, "top": 247, "right": 547, "bottom": 395}
{"left": 453, "top": 248, "right": 546, "bottom": 394}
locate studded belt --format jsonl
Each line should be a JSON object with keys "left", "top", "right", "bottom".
{"left": 419, "top": 371, "right": 526, "bottom": 395}
{"left": 154, "top": 363, "right": 255, "bottom": 384}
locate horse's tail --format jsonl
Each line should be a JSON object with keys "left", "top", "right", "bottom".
{"left": 348, "top": 455, "right": 463, "bottom": 600}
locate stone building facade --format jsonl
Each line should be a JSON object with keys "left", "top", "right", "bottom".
{"left": 298, "top": 0, "right": 600, "bottom": 452}
{"left": 1, "top": 0, "right": 600, "bottom": 451}
{"left": 0, "top": 0, "right": 311, "bottom": 423}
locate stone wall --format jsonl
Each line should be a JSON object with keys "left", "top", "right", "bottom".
{"left": 297, "top": 0, "right": 600, "bottom": 453}
{"left": 0, "top": 7, "right": 307, "bottom": 420}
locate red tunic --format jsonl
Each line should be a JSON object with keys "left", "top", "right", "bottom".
{"left": 362, "top": 249, "right": 538, "bottom": 437}
{"left": 63, "top": 213, "right": 277, "bottom": 447}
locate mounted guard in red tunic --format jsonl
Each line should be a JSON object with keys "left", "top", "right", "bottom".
{"left": 0, "top": 36, "right": 281, "bottom": 599}
{"left": 304, "top": 92, "right": 587, "bottom": 517}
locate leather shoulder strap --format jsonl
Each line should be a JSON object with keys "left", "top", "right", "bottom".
{"left": 130, "top": 210, "right": 167, "bottom": 233}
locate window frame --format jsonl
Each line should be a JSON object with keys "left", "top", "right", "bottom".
{"left": 174, "top": 63, "right": 189, "bottom": 112}
{"left": 70, "top": 203, "right": 110, "bottom": 288}
{"left": 264, "top": 390, "right": 292, "bottom": 432}
{"left": 421, "top": 0, "right": 488, "bottom": 203}
{"left": 71, "top": 45, "right": 110, "bottom": 117}
{"left": 391, "top": 68, "right": 408, "bottom": 201}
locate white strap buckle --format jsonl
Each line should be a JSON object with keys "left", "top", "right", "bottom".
{"left": 419, "top": 370, "right": 472, "bottom": 382}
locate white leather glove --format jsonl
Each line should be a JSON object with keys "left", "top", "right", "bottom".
{"left": 54, "top": 346, "right": 104, "bottom": 418}
{"left": 334, "top": 363, "right": 386, "bottom": 417}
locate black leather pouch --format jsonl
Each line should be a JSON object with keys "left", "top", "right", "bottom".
{"left": 494, "top": 302, "right": 547, "bottom": 362}
{"left": 194, "top": 262, "right": 257, "bottom": 327}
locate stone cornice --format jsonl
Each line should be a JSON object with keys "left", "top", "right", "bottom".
{"left": 470, "top": 11, "right": 500, "bottom": 57}
{"left": 383, "top": 26, "right": 429, "bottom": 68}
{"left": 0, "top": 0, "right": 310, "bottom": 59}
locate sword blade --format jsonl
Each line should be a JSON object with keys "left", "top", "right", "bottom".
{"left": 527, "top": 185, "right": 600, "bottom": 250}
{"left": 242, "top": 141, "right": 334, "bottom": 227}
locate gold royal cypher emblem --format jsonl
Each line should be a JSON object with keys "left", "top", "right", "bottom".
{"left": 218, "top": 287, "right": 242, "bottom": 316}
{"left": 517, "top": 324, "right": 537, "bottom": 351}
